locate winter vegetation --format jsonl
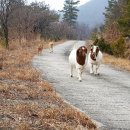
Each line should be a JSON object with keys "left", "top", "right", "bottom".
{"left": 0, "top": 0, "right": 90, "bottom": 49}
{"left": 91, "top": 0, "right": 130, "bottom": 64}
{"left": 0, "top": 0, "right": 97, "bottom": 129}
{"left": 0, "top": 0, "right": 130, "bottom": 128}
{"left": 62, "top": 0, "right": 80, "bottom": 26}
{"left": 0, "top": 41, "right": 97, "bottom": 129}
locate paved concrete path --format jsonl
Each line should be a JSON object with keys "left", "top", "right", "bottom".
{"left": 33, "top": 41, "right": 130, "bottom": 130}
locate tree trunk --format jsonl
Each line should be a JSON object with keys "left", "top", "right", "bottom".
{"left": 4, "top": 19, "right": 9, "bottom": 49}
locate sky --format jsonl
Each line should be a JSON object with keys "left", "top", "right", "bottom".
{"left": 28, "top": 0, "right": 91, "bottom": 10}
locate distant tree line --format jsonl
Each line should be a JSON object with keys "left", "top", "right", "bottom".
{"left": 0, "top": 0, "right": 90, "bottom": 49}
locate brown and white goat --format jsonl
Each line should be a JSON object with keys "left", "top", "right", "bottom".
{"left": 38, "top": 44, "right": 43, "bottom": 54}
{"left": 88, "top": 45, "right": 103, "bottom": 75}
{"left": 49, "top": 41, "right": 54, "bottom": 53}
{"left": 69, "top": 46, "right": 87, "bottom": 82}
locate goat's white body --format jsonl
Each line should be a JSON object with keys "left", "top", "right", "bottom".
{"left": 49, "top": 42, "right": 54, "bottom": 53}
{"left": 69, "top": 49, "right": 85, "bottom": 81}
{"left": 88, "top": 51, "right": 103, "bottom": 75}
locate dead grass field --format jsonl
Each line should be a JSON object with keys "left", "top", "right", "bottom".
{"left": 0, "top": 41, "right": 97, "bottom": 130}
{"left": 103, "top": 53, "right": 130, "bottom": 72}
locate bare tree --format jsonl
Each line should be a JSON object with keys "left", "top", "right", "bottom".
{"left": 0, "top": 0, "right": 25, "bottom": 48}
{"left": 0, "top": 0, "right": 11, "bottom": 48}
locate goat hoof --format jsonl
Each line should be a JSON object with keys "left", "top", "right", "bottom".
{"left": 79, "top": 80, "right": 82, "bottom": 82}
{"left": 95, "top": 73, "right": 99, "bottom": 76}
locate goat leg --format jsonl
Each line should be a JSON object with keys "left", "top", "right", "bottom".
{"left": 70, "top": 65, "right": 73, "bottom": 77}
{"left": 95, "top": 64, "right": 100, "bottom": 75}
{"left": 77, "top": 68, "right": 82, "bottom": 82}
{"left": 90, "top": 64, "right": 94, "bottom": 74}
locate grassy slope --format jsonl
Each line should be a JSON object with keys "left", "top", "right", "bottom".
{"left": 103, "top": 53, "right": 130, "bottom": 72}
{"left": 0, "top": 41, "right": 97, "bottom": 130}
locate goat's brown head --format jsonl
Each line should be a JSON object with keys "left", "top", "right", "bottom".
{"left": 90, "top": 45, "right": 99, "bottom": 61}
{"left": 76, "top": 46, "right": 87, "bottom": 65}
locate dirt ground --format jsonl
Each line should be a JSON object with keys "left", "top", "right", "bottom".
{"left": 0, "top": 41, "right": 97, "bottom": 130}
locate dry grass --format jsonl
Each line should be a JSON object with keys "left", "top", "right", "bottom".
{"left": 0, "top": 40, "right": 97, "bottom": 130}
{"left": 103, "top": 53, "right": 130, "bottom": 71}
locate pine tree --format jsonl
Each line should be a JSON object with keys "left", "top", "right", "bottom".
{"left": 118, "top": 0, "right": 130, "bottom": 35}
{"left": 103, "top": 0, "right": 121, "bottom": 42}
{"left": 104, "top": 0, "right": 121, "bottom": 24}
{"left": 62, "top": 0, "right": 80, "bottom": 26}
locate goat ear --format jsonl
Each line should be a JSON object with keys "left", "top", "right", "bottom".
{"left": 85, "top": 48, "right": 87, "bottom": 53}
{"left": 96, "top": 46, "right": 99, "bottom": 56}
{"left": 83, "top": 47, "right": 87, "bottom": 53}
{"left": 91, "top": 46, "right": 93, "bottom": 52}
{"left": 77, "top": 48, "right": 81, "bottom": 55}
{"left": 97, "top": 46, "right": 100, "bottom": 51}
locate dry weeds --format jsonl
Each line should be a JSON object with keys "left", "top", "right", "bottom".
{"left": 103, "top": 53, "right": 130, "bottom": 71}
{"left": 0, "top": 40, "right": 97, "bottom": 130}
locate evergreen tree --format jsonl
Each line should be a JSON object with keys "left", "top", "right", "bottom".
{"left": 118, "top": 0, "right": 130, "bottom": 35}
{"left": 104, "top": 0, "right": 120, "bottom": 25}
{"left": 62, "top": 0, "right": 80, "bottom": 26}
{"left": 103, "top": 0, "right": 121, "bottom": 42}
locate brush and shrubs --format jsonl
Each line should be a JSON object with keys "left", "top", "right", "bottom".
{"left": 93, "top": 36, "right": 127, "bottom": 58}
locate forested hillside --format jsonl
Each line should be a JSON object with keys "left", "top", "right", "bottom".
{"left": 94, "top": 0, "right": 130, "bottom": 59}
